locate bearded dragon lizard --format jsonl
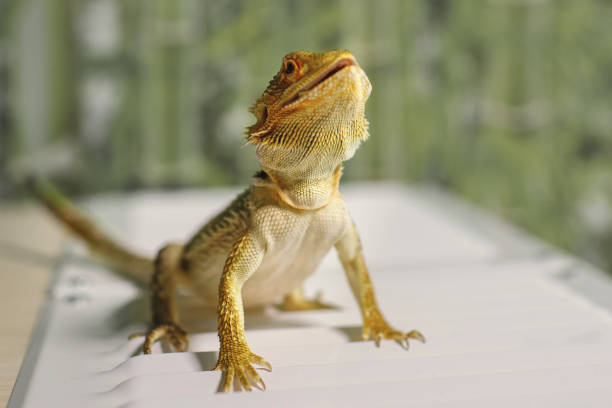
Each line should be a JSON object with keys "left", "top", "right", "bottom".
{"left": 31, "top": 49, "right": 425, "bottom": 392}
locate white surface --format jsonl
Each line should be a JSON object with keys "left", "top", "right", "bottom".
{"left": 10, "top": 184, "right": 612, "bottom": 407}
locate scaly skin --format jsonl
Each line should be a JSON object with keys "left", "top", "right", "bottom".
{"left": 31, "top": 50, "right": 425, "bottom": 393}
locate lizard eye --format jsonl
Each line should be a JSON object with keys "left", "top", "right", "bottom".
{"left": 284, "top": 60, "right": 296, "bottom": 75}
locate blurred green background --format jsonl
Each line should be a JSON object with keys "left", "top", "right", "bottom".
{"left": 0, "top": 0, "right": 610, "bottom": 274}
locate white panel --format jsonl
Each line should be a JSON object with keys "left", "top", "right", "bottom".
{"left": 10, "top": 185, "right": 612, "bottom": 408}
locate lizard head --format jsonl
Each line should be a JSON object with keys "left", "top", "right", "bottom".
{"left": 247, "top": 50, "right": 371, "bottom": 177}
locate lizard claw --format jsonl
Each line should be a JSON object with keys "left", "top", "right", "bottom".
{"left": 131, "top": 323, "right": 189, "bottom": 354}
{"left": 362, "top": 313, "right": 424, "bottom": 350}
{"left": 406, "top": 329, "right": 426, "bottom": 344}
{"left": 214, "top": 351, "right": 272, "bottom": 392}
{"left": 277, "top": 290, "right": 337, "bottom": 311}
{"left": 374, "top": 333, "right": 383, "bottom": 347}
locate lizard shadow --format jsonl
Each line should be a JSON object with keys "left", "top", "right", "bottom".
{"left": 82, "top": 275, "right": 362, "bottom": 369}
{"left": 104, "top": 292, "right": 336, "bottom": 335}
{"left": 94, "top": 290, "right": 359, "bottom": 345}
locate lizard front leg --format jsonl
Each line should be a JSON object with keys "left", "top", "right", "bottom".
{"left": 335, "top": 222, "right": 425, "bottom": 348}
{"left": 213, "top": 232, "right": 271, "bottom": 392}
{"left": 131, "top": 243, "right": 189, "bottom": 353}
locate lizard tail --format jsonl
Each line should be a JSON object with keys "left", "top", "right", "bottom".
{"left": 28, "top": 178, "right": 153, "bottom": 287}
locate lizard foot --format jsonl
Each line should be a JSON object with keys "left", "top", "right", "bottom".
{"left": 129, "top": 322, "right": 189, "bottom": 354}
{"left": 213, "top": 350, "right": 272, "bottom": 392}
{"left": 277, "top": 289, "right": 337, "bottom": 311}
{"left": 363, "top": 317, "right": 425, "bottom": 349}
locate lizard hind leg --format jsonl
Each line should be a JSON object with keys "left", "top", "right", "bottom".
{"left": 132, "top": 243, "right": 189, "bottom": 354}
{"left": 277, "top": 287, "right": 337, "bottom": 311}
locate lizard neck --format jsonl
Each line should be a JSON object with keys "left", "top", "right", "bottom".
{"left": 260, "top": 165, "right": 342, "bottom": 210}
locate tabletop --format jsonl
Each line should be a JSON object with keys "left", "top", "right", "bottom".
{"left": 0, "top": 204, "right": 65, "bottom": 407}
{"left": 5, "top": 183, "right": 612, "bottom": 407}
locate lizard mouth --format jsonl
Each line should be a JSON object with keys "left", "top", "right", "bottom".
{"left": 282, "top": 57, "right": 356, "bottom": 107}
